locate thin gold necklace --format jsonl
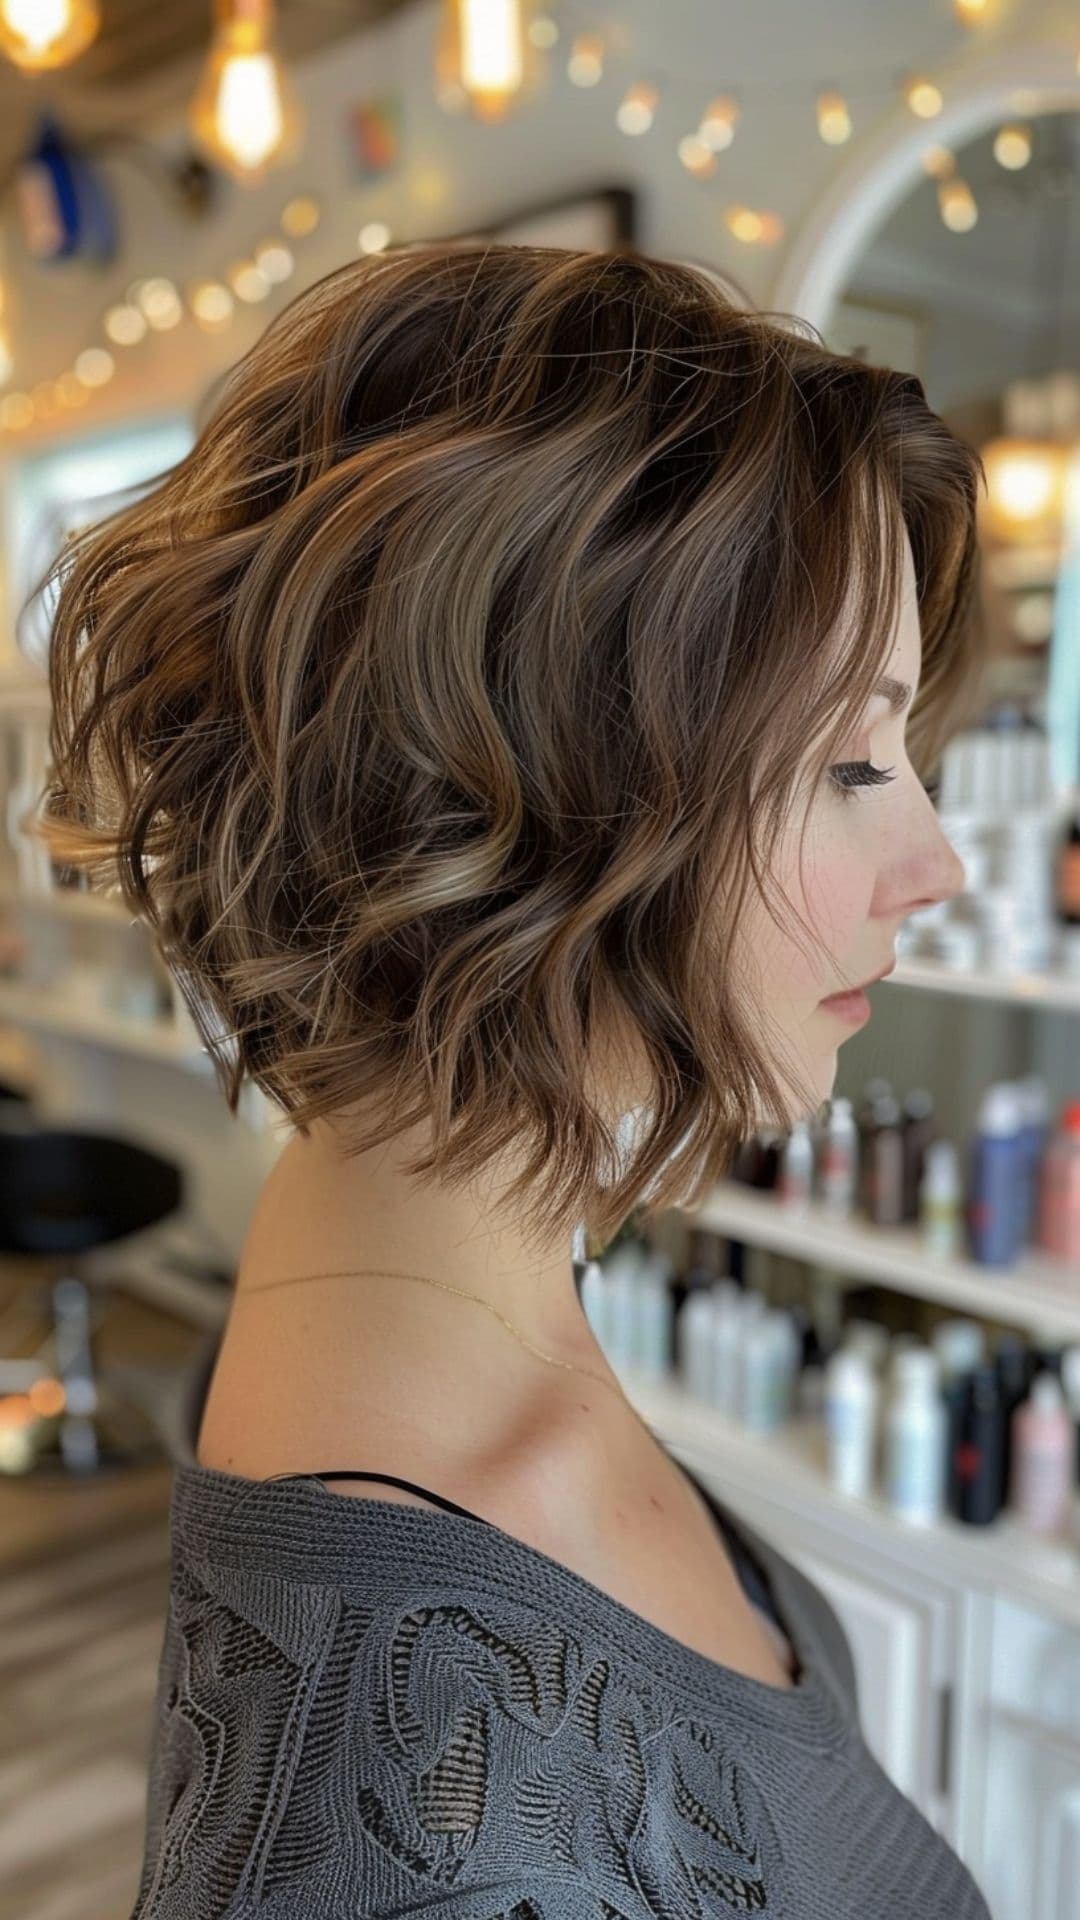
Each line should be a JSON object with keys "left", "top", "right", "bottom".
{"left": 234, "top": 1263, "right": 644, "bottom": 1412}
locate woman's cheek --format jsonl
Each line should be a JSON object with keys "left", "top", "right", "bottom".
{"left": 774, "top": 824, "right": 874, "bottom": 1000}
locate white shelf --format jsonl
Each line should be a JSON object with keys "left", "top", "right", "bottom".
{"left": 683, "top": 1180, "right": 1080, "bottom": 1340}
{"left": 622, "top": 1369, "right": 1080, "bottom": 1635}
{"left": 886, "top": 954, "right": 1080, "bottom": 1014}
{"left": 0, "top": 976, "right": 210, "bottom": 1071}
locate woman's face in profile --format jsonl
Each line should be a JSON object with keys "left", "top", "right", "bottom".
{"left": 604, "top": 528, "right": 969, "bottom": 1193}
{"left": 737, "top": 527, "right": 967, "bottom": 1124}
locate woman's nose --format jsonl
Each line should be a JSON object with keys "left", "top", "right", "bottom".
{"left": 904, "top": 808, "right": 967, "bottom": 918}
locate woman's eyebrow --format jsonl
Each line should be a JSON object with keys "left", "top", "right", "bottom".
{"left": 876, "top": 674, "right": 913, "bottom": 714}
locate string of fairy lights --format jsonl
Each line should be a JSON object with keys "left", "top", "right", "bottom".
{"left": 0, "top": 0, "right": 1068, "bottom": 434}
{"left": 0, "top": 188, "right": 329, "bottom": 431}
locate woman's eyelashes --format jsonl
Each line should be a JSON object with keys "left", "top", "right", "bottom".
{"left": 827, "top": 759, "right": 898, "bottom": 801}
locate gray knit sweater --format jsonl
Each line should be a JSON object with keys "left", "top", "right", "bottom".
{"left": 130, "top": 1445, "right": 994, "bottom": 1919}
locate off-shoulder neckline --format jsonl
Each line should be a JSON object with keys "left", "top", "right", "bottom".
{"left": 171, "top": 1450, "right": 852, "bottom": 1750}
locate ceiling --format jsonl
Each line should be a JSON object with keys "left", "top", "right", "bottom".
{"left": 0, "top": 0, "right": 412, "bottom": 166}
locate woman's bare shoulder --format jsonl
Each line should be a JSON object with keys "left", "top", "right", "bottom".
{"left": 193, "top": 1323, "right": 568, "bottom": 1526}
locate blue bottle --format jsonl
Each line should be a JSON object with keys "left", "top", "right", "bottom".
{"left": 1013, "top": 1075, "right": 1049, "bottom": 1250}
{"left": 967, "top": 1082, "right": 1027, "bottom": 1267}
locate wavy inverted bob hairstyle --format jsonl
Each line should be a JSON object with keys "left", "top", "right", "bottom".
{"left": 29, "top": 243, "right": 985, "bottom": 1249}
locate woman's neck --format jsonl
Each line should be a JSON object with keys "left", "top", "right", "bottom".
{"left": 234, "top": 1117, "right": 601, "bottom": 1371}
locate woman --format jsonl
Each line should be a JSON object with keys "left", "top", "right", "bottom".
{"left": 34, "top": 244, "right": 991, "bottom": 1918}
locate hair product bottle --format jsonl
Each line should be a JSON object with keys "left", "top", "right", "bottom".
{"left": 1037, "top": 1102, "right": 1080, "bottom": 1258}
{"left": 1009, "top": 1370, "right": 1074, "bottom": 1534}
{"left": 863, "top": 1091, "right": 906, "bottom": 1226}
{"left": 777, "top": 1119, "right": 814, "bottom": 1208}
{"left": 819, "top": 1097, "right": 858, "bottom": 1216}
{"left": 669, "top": 1230, "right": 722, "bottom": 1341}
{"left": 1014, "top": 1076, "right": 1049, "bottom": 1249}
{"left": 919, "top": 1139, "right": 962, "bottom": 1256}
{"left": 1037, "top": 1106, "right": 1065, "bottom": 1255}
{"left": 994, "top": 1334, "right": 1034, "bottom": 1508}
{"left": 933, "top": 1319, "right": 986, "bottom": 1518}
{"left": 808, "top": 1101, "right": 831, "bottom": 1186}
{"left": 884, "top": 1346, "right": 946, "bottom": 1524}
{"left": 677, "top": 1286, "right": 716, "bottom": 1402}
{"left": 735, "top": 1290, "right": 768, "bottom": 1409}
{"left": 635, "top": 1247, "right": 675, "bottom": 1380}
{"left": 941, "top": 1373, "right": 972, "bottom": 1518}
{"left": 796, "top": 1317, "right": 830, "bottom": 1420}
{"left": 967, "top": 1081, "right": 1026, "bottom": 1266}
{"left": 579, "top": 1260, "right": 609, "bottom": 1347}
{"left": 771, "top": 1310, "right": 802, "bottom": 1425}
{"left": 741, "top": 1308, "right": 801, "bottom": 1433}
{"left": 741, "top": 1309, "right": 780, "bottom": 1431}
{"left": 824, "top": 1346, "right": 879, "bottom": 1499}
{"left": 601, "top": 1240, "right": 648, "bottom": 1370}
{"left": 1061, "top": 1343, "right": 1080, "bottom": 1486}
{"left": 1058, "top": 1102, "right": 1080, "bottom": 1265}
{"left": 708, "top": 1285, "right": 743, "bottom": 1417}
{"left": 956, "top": 1363, "right": 1006, "bottom": 1526}
{"left": 856, "top": 1079, "right": 893, "bottom": 1213}
{"left": 901, "top": 1088, "right": 936, "bottom": 1223}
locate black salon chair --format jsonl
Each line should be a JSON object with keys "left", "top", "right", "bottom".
{"left": 0, "top": 1121, "right": 184, "bottom": 1477}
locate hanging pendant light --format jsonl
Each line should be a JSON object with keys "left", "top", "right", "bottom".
{"left": 189, "top": 0, "right": 304, "bottom": 183}
{"left": 436, "top": 0, "right": 538, "bottom": 123}
{"left": 981, "top": 432, "right": 1068, "bottom": 546}
{"left": 0, "top": 0, "right": 99, "bottom": 71}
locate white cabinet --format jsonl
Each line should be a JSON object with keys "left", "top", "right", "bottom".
{"left": 712, "top": 1496, "right": 1080, "bottom": 1916}
{"left": 976, "top": 1597, "right": 1080, "bottom": 1920}
{"left": 632, "top": 1384, "right": 1080, "bottom": 1920}
{"left": 982, "top": 1717, "right": 1080, "bottom": 1919}
{"left": 986, "top": 1596, "right": 1080, "bottom": 1738}
{"left": 781, "top": 1539, "right": 955, "bottom": 1829}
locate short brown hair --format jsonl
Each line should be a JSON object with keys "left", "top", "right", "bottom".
{"left": 28, "top": 244, "right": 985, "bottom": 1249}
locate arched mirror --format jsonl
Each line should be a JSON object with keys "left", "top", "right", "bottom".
{"left": 775, "top": 63, "right": 1080, "bottom": 816}
{"left": 773, "top": 69, "right": 1080, "bottom": 1139}
{"left": 831, "top": 108, "right": 1080, "bottom": 741}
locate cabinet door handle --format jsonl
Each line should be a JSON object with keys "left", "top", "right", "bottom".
{"left": 936, "top": 1683, "right": 953, "bottom": 1798}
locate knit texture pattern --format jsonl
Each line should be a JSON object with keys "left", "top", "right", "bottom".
{"left": 128, "top": 1461, "right": 994, "bottom": 1919}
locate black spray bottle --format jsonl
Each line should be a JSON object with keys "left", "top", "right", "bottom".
{"left": 957, "top": 1363, "right": 1007, "bottom": 1526}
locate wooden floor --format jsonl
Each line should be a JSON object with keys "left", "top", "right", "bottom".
{"left": 0, "top": 1271, "right": 207, "bottom": 1920}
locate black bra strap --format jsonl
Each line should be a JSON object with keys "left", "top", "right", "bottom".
{"left": 263, "top": 1467, "right": 784, "bottom": 1634}
{"left": 272, "top": 1469, "right": 495, "bottom": 1526}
